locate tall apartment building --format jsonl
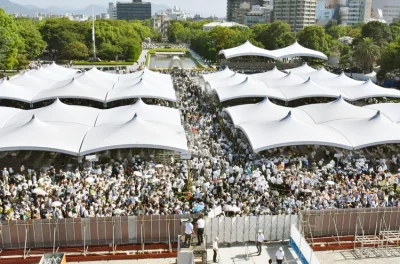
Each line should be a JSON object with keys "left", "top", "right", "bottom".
{"left": 227, "top": 0, "right": 242, "bottom": 21}
{"left": 108, "top": 2, "right": 117, "bottom": 20}
{"left": 116, "top": 0, "right": 152, "bottom": 20}
{"left": 345, "top": 0, "right": 372, "bottom": 25}
{"left": 273, "top": 0, "right": 317, "bottom": 32}
{"left": 232, "top": 2, "right": 252, "bottom": 24}
{"left": 372, "top": 0, "right": 400, "bottom": 24}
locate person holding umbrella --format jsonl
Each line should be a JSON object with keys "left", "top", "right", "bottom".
{"left": 256, "top": 229, "right": 264, "bottom": 255}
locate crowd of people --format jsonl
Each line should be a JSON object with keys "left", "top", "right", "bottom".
{"left": 0, "top": 69, "right": 400, "bottom": 221}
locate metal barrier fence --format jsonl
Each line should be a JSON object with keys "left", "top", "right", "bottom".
{"left": 300, "top": 207, "right": 400, "bottom": 238}
{"left": 0, "top": 215, "right": 192, "bottom": 250}
{"left": 290, "top": 225, "right": 320, "bottom": 264}
{"left": 205, "top": 214, "right": 298, "bottom": 244}
{"left": 0, "top": 214, "right": 298, "bottom": 250}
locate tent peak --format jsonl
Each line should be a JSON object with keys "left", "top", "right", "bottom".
{"left": 260, "top": 97, "right": 271, "bottom": 104}
{"left": 369, "top": 111, "right": 382, "bottom": 121}
{"left": 280, "top": 111, "right": 292, "bottom": 122}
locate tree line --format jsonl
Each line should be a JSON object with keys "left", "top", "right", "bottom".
{"left": 168, "top": 20, "right": 400, "bottom": 81}
{"left": 0, "top": 9, "right": 161, "bottom": 69}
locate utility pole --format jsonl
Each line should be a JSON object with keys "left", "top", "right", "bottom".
{"left": 92, "top": 6, "right": 97, "bottom": 61}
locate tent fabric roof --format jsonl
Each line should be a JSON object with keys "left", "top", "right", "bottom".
{"left": 218, "top": 41, "right": 277, "bottom": 59}
{"left": 80, "top": 115, "right": 188, "bottom": 156}
{"left": 43, "top": 62, "right": 79, "bottom": 76}
{"left": 0, "top": 116, "right": 90, "bottom": 156}
{"left": 318, "top": 72, "right": 364, "bottom": 87}
{"left": 334, "top": 79, "right": 400, "bottom": 101}
{"left": 276, "top": 78, "right": 343, "bottom": 101}
{"left": 202, "top": 67, "right": 235, "bottom": 83}
{"left": 95, "top": 98, "right": 181, "bottom": 126}
{"left": 206, "top": 72, "right": 248, "bottom": 90}
{"left": 27, "top": 67, "right": 72, "bottom": 81}
{"left": 32, "top": 78, "right": 110, "bottom": 103}
{"left": 296, "top": 67, "right": 338, "bottom": 81}
{"left": 215, "top": 77, "right": 286, "bottom": 102}
{"left": 273, "top": 41, "right": 329, "bottom": 60}
{"left": 84, "top": 67, "right": 121, "bottom": 82}
{"left": 297, "top": 96, "right": 377, "bottom": 123}
{"left": 325, "top": 112, "right": 400, "bottom": 149}
{"left": 9, "top": 71, "right": 58, "bottom": 89}
{"left": 0, "top": 107, "right": 22, "bottom": 128}
{"left": 3, "top": 99, "right": 100, "bottom": 128}
{"left": 223, "top": 97, "right": 314, "bottom": 125}
{"left": 284, "top": 63, "right": 317, "bottom": 75}
{"left": 262, "top": 72, "right": 305, "bottom": 88}
{"left": 0, "top": 80, "right": 43, "bottom": 103}
{"left": 237, "top": 112, "right": 352, "bottom": 152}
{"left": 106, "top": 77, "right": 177, "bottom": 103}
{"left": 252, "top": 67, "right": 287, "bottom": 81}
{"left": 365, "top": 103, "right": 400, "bottom": 123}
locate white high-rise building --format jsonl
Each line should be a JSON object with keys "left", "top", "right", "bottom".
{"left": 372, "top": 0, "right": 400, "bottom": 24}
{"left": 108, "top": 2, "right": 117, "bottom": 20}
{"left": 345, "top": 0, "right": 372, "bottom": 25}
{"left": 273, "top": 0, "right": 317, "bottom": 32}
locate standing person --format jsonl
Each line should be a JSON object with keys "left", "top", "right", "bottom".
{"left": 256, "top": 229, "right": 264, "bottom": 255}
{"left": 213, "top": 237, "right": 219, "bottom": 263}
{"left": 197, "top": 215, "right": 205, "bottom": 245}
{"left": 184, "top": 218, "right": 194, "bottom": 247}
{"left": 276, "top": 247, "right": 285, "bottom": 264}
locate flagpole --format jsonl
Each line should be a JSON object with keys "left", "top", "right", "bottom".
{"left": 92, "top": 6, "right": 96, "bottom": 60}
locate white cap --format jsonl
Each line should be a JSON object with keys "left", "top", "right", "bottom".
{"left": 215, "top": 237, "right": 219, "bottom": 241}
{"left": 258, "top": 229, "right": 262, "bottom": 233}
{"left": 279, "top": 247, "right": 283, "bottom": 251}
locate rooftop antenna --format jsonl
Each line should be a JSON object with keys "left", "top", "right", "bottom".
{"left": 92, "top": 6, "right": 97, "bottom": 61}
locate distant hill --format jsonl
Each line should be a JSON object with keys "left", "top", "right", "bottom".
{"left": 0, "top": 0, "right": 170, "bottom": 17}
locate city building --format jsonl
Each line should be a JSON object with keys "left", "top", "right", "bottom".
{"left": 372, "top": 0, "right": 400, "bottom": 24}
{"left": 165, "top": 5, "right": 190, "bottom": 21}
{"left": 232, "top": 2, "right": 251, "bottom": 24}
{"left": 203, "top": 21, "right": 248, "bottom": 32}
{"left": 116, "top": 0, "right": 151, "bottom": 21}
{"left": 108, "top": 2, "right": 117, "bottom": 20}
{"left": 344, "top": 0, "right": 372, "bottom": 25}
{"left": 244, "top": 5, "right": 273, "bottom": 26}
{"left": 273, "top": 0, "right": 317, "bottom": 32}
{"left": 316, "top": 0, "right": 340, "bottom": 25}
{"left": 227, "top": 0, "right": 242, "bottom": 21}
{"left": 151, "top": 13, "right": 170, "bottom": 37}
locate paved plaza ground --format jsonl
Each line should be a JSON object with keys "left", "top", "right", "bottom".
{"left": 316, "top": 249, "right": 400, "bottom": 264}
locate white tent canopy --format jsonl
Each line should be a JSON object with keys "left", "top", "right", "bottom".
{"left": 74, "top": 71, "right": 116, "bottom": 90}
{"left": 33, "top": 77, "right": 110, "bottom": 103}
{"left": 95, "top": 98, "right": 181, "bottom": 126}
{"left": 218, "top": 40, "right": 277, "bottom": 59}
{"left": 0, "top": 107, "right": 22, "bottom": 128}
{"left": 215, "top": 77, "right": 286, "bottom": 102}
{"left": 84, "top": 67, "right": 121, "bottom": 82}
{"left": 206, "top": 72, "right": 248, "bottom": 90}
{"left": 237, "top": 111, "right": 352, "bottom": 152}
{"left": 0, "top": 115, "right": 90, "bottom": 156}
{"left": 334, "top": 79, "right": 400, "bottom": 101}
{"left": 262, "top": 72, "right": 305, "bottom": 88}
{"left": 224, "top": 97, "right": 314, "bottom": 125}
{"left": 106, "top": 77, "right": 177, "bottom": 103}
{"left": 202, "top": 67, "right": 235, "bottom": 83}
{"left": 43, "top": 62, "right": 79, "bottom": 76}
{"left": 273, "top": 41, "right": 329, "bottom": 60}
{"left": 365, "top": 103, "right": 400, "bottom": 123}
{"left": 296, "top": 67, "right": 338, "bottom": 81}
{"left": 276, "top": 77, "right": 343, "bottom": 101}
{"left": 252, "top": 66, "right": 287, "bottom": 81}
{"left": 27, "top": 67, "right": 71, "bottom": 81}
{"left": 284, "top": 62, "right": 317, "bottom": 75}
{"left": 325, "top": 111, "right": 400, "bottom": 149}
{"left": 0, "top": 80, "right": 43, "bottom": 103}
{"left": 298, "top": 96, "right": 377, "bottom": 123}
{"left": 4, "top": 99, "right": 100, "bottom": 127}
{"left": 80, "top": 114, "right": 188, "bottom": 155}
{"left": 9, "top": 71, "right": 58, "bottom": 89}
{"left": 319, "top": 72, "right": 364, "bottom": 87}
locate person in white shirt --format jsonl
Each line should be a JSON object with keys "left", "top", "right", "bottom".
{"left": 196, "top": 216, "right": 205, "bottom": 245}
{"left": 256, "top": 229, "right": 264, "bottom": 255}
{"left": 276, "top": 247, "right": 285, "bottom": 264}
{"left": 213, "top": 237, "right": 219, "bottom": 263}
{"left": 184, "top": 218, "right": 194, "bottom": 247}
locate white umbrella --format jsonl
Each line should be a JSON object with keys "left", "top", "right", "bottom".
{"left": 155, "top": 164, "right": 164, "bottom": 168}
{"left": 114, "top": 209, "right": 122, "bottom": 214}
{"left": 85, "top": 177, "right": 95, "bottom": 184}
{"left": 326, "top": 180, "right": 335, "bottom": 185}
{"left": 52, "top": 201, "right": 62, "bottom": 207}
{"left": 32, "top": 188, "right": 44, "bottom": 194}
{"left": 134, "top": 171, "right": 143, "bottom": 177}
{"left": 144, "top": 175, "right": 152, "bottom": 179}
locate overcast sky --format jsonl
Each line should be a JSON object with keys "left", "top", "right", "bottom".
{"left": 11, "top": 0, "right": 227, "bottom": 17}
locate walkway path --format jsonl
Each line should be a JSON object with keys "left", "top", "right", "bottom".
{"left": 132, "top": 49, "right": 149, "bottom": 71}
{"left": 188, "top": 49, "right": 209, "bottom": 68}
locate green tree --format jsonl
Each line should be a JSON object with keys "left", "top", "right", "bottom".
{"left": 297, "top": 25, "right": 331, "bottom": 55}
{"left": 361, "top": 21, "right": 393, "bottom": 47}
{"left": 98, "top": 42, "right": 122, "bottom": 60}
{"left": 353, "top": 37, "right": 381, "bottom": 73}
{"left": 61, "top": 41, "right": 89, "bottom": 60}
{"left": 326, "top": 25, "right": 349, "bottom": 39}
{"left": 378, "top": 38, "right": 400, "bottom": 81}
{"left": 259, "top": 21, "right": 295, "bottom": 50}
{"left": 15, "top": 19, "right": 46, "bottom": 59}
{"left": 0, "top": 9, "right": 20, "bottom": 69}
